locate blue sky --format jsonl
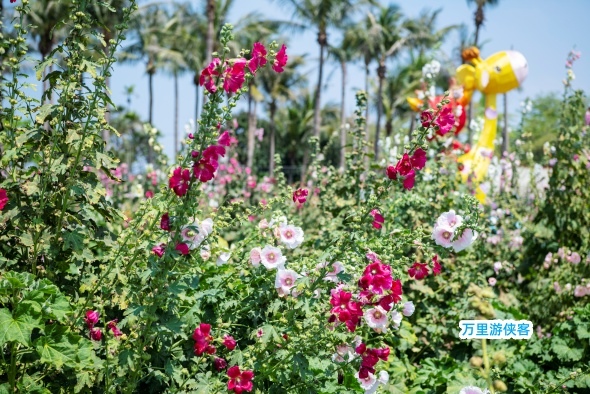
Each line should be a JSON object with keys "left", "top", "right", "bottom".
{"left": 88, "top": 1, "right": 590, "bottom": 157}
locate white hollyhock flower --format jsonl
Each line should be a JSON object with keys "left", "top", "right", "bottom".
{"left": 275, "top": 269, "right": 300, "bottom": 297}
{"left": 391, "top": 310, "right": 403, "bottom": 328}
{"left": 459, "top": 387, "right": 490, "bottom": 394}
{"left": 402, "top": 301, "right": 415, "bottom": 317}
{"left": 250, "top": 247, "right": 262, "bottom": 267}
{"left": 364, "top": 306, "right": 389, "bottom": 333}
{"left": 260, "top": 245, "right": 286, "bottom": 270}
{"left": 452, "top": 228, "right": 478, "bottom": 252}
{"left": 278, "top": 224, "right": 304, "bottom": 249}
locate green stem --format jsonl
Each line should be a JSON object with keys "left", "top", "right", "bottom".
{"left": 482, "top": 338, "right": 495, "bottom": 394}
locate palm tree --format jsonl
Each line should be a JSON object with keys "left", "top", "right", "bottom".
{"left": 181, "top": 5, "right": 206, "bottom": 123}
{"left": 258, "top": 55, "right": 306, "bottom": 176}
{"left": 329, "top": 28, "right": 357, "bottom": 169}
{"left": 276, "top": 0, "right": 375, "bottom": 139}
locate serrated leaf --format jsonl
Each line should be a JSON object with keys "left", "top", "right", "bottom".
{"left": 0, "top": 307, "right": 42, "bottom": 346}
{"left": 35, "top": 325, "right": 94, "bottom": 370}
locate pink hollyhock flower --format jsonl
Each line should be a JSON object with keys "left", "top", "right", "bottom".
{"left": 272, "top": 44, "right": 288, "bottom": 73}
{"left": 256, "top": 328, "right": 263, "bottom": 338}
{"left": 452, "top": 228, "right": 478, "bottom": 252}
{"left": 333, "top": 344, "right": 354, "bottom": 363}
{"left": 435, "top": 209, "right": 463, "bottom": 229}
{"left": 323, "top": 261, "right": 344, "bottom": 282}
{"left": 402, "top": 301, "right": 415, "bottom": 317}
{"left": 193, "top": 159, "right": 216, "bottom": 183}
{"left": 391, "top": 310, "right": 403, "bottom": 328}
{"left": 459, "top": 387, "right": 489, "bottom": 394}
{"left": 408, "top": 262, "right": 429, "bottom": 280}
{"left": 175, "top": 242, "right": 190, "bottom": 255}
{"left": 180, "top": 218, "right": 213, "bottom": 250}
{"left": 250, "top": 247, "right": 262, "bottom": 267}
{"left": 85, "top": 310, "right": 100, "bottom": 327}
{"left": 420, "top": 110, "right": 434, "bottom": 128}
{"left": 293, "top": 188, "right": 309, "bottom": 204}
{"left": 223, "top": 335, "right": 237, "bottom": 351}
{"left": 152, "top": 243, "right": 166, "bottom": 258}
{"left": 218, "top": 131, "right": 231, "bottom": 147}
{"left": 227, "top": 365, "right": 254, "bottom": 393}
{"left": 248, "top": 42, "right": 267, "bottom": 74}
{"left": 432, "top": 225, "right": 455, "bottom": 248}
{"left": 223, "top": 59, "right": 247, "bottom": 93}
{"left": 356, "top": 371, "right": 377, "bottom": 390}
{"left": 364, "top": 306, "right": 389, "bottom": 333}
{"left": 493, "top": 261, "right": 502, "bottom": 274}
{"left": 366, "top": 250, "right": 379, "bottom": 262}
{"left": 160, "top": 213, "right": 170, "bottom": 231}
{"left": 436, "top": 106, "right": 455, "bottom": 135}
{"left": 574, "top": 285, "right": 587, "bottom": 297}
{"left": 488, "top": 277, "right": 497, "bottom": 286}
{"left": 169, "top": 167, "right": 191, "bottom": 196}
{"left": 370, "top": 209, "right": 385, "bottom": 229}
{"left": 278, "top": 224, "right": 304, "bottom": 249}
{"left": 246, "top": 176, "right": 257, "bottom": 189}
{"left": 567, "top": 252, "right": 581, "bottom": 264}
{"left": 145, "top": 190, "right": 154, "bottom": 199}
{"left": 260, "top": 245, "right": 286, "bottom": 269}
{"left": 193, "top": 323, "right": 214, "bottom": 356}
{"left": 107, "top": 320, "right": 122, "bottom": 337}
{"left": 0, "top": 189, "right": 7, "bottom": 210}
{"left": 275, "top": 268, "right": 301, "bottom": 297}
{"left": 214, "top": 357, "right": 228, "bottom": 371}
{"left": 432, "top": 255, "right": 442, "bottom": 275}
{"left": 199, "top": 58, "right": 221, "bottom": 94}
{"left": 90, "top": 328, "right": 102, "bottom": 341}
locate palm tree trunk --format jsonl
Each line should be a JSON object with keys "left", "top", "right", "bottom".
{"left": 204, "top": 0, "right": 215, "bottom": 107}
{"left": 363, "top": 61, "right": 370, "bottom": 143}
{"left": 501, "top": 93, "right": 508, "bottom": 154}
{"left": 246, "top": 89, "right": 257, "bottom": 169}
{"left": 102, "top": 30, "right": 111, "bottom": 146}
{"left": 147, "top": 67, "right": 154, "bottom": 164}
{"left": 269, "top": 101, "right": 277, "bottom": 177}
{"left": 313, "top": 30, "right": 327, "bottom": 138}
{"left": 194, "top": 73, "right": 200, "bottom": 123}
{"left": 408, "top": 113, "right": 415, "bottom": 139}
{"left": 374, "top": 61, "right": 386, "bottom": 159}
{"left": 467, "top": 7, "right": 483, "bottom": 146}
{"left": 174, "top": 70, "right": 179, "bottom": 159}
{"left": 339, "top": 60, "right": 347, "bottom": 170}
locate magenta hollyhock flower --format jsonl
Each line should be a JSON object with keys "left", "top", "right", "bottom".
{"left": 214, "top": 357, "right": 228, "bottom": 371}
{"left": 152, "top": 244, "right": 166, "bottom": 258}
{"left": 436, "top": 106, "right": 455, "bottom": 136}
{"left": 107, "top": 320, "right": 122, "bottom": 337}
{"left": 0, "top": 189, "right": 8, "bottom": 210}
{"left": 359, "top": 261, "right": 392, "bottom": 295}
{"left": 420, "top": 110, "right": 434, "bottom": 128}
{"left": 203, "top": 145, "right": 226, "bottom": 163}
{"left": 386, "top": 149, "right": 427, "bottom": 190}
{"left": 408, "top": 262, "right": 429, "bottom": 280}
{"left": 227, "top": 365, "right": 254, "bottom": 393}
{"left": 248, "top": 42, "right": 267, "bottom": 74}
{"left": 160, "top": 213, "right": 170, "bottom": 231}
{"left": 329, "top": 289, "right": 363, "bottom": 331}
{"left": 199, "top": 58, "right": 221, "bottom": 94}
{"left": 272, "top": 44, "right": 288, "bottom": 73}
{"left": 84, "top": 310, "right": 100, "bottom": 327}
{"left": 169, "top": 167, "right": 191, "bottom": 197}
{"left": 193, "top": 323, "right": 215, "bottom": 356}
{"left": 223, "top": 335, "right": 237, "bottom": 351}
{"left": 411, "top": 148, "right": 427, "bottom": 170}
{"left": 175, "top": 242, "right": 190, "bottom": 255}
{"left": 432, "top": 255, "right": 442, "bottom": 275}
{"left": 90, "top": 328, "right": 102, "bottom": 341}
{"left": 292, "top": 188, "right": 309, "bottom": 204}
{"left": 223, "top": 60, "right": 246, "bottom": 93}
{"left": 218, "top": 131, "right": 231, "bottom": 147}
{"left": 369, "top": 209, "right": 385, "bottom": 229}
{"left": 193, "top": 159, "right": 216, "bottom": 183}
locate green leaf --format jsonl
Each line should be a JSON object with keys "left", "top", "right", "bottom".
{"left": 35, "top": 325, "right": 94, "bottom": 370}
{"left": 35, "top": 104, "right": 54, "bottom": 124}
{"left": 0, "top": 307, "right": 42, "bottom": 346}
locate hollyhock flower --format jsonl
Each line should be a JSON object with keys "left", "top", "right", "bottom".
{"left": 258, "top": 219, "right": 269, "bottom": 230}
{"left": 145, "top": 190, "right": 154, "bottom": 198}
{"left": 402, "top": 301, "right": 415, "bottom": 317}
{"left": 488, "top": 277, "right": 497, "bottom": 286}
{"left": 356, "top": 371, "right": 377, "bottom": 392}
{"left": 275, "top": 268, "right": 301, "bottom": 297}
{"left": 292, "top": 188, "right": 309, "bottom": 204}
{"left": 278, "top": 224, "right": 304, "bottom": 249}
{"left": 432, "top": 224, "right": 455, "bottom": 248}
{"left": 85, "top": 310, "right": 100, "bottom": 327}
{"left": 180, "top": 218, "right": 213, "bottom": 249}
{"left": 200, "top": 246, "right": 211, "bottom": 260}
{"left": 223, "top": 335, "right": 237, "bottom": 351}
{"left": 256, "top": 328, "right": 264, "bottom": 338}
{"left": 411, "top": 148, "right": 427, "bottom": 170}
{"left": 420, "top": 110, "right": 434, "bottom": 128}
{"left": 432, "top": 255, "right": 442, "bottom": 275}
{"left": 369, "top": 209, "right": 384, "bottom": 229}
{"left": 359, "top": 261, "right": 392, "bottom": 295}
{"left": 214, "top": 357, "right": 228, "bottom": 371}
{"left": 169, "top": 167, "right": 191, "bottom": 196}
{"left": 574, "top": 285, "right": 588, "bottom": 297}
{"left": 553, "top": 281, "right": 562, "bottom": 293}
{"left": 216, "top": 252, "right": 231, "bottom": 266}
{"left": 272, "top": 44, "right": 288, "bottom": 73}
{"left": 218, "top": 131, "right": 231, "bottom": 147}
{"left": 152, "top": 243, "right": 166, "bottom": 258}
{"left": 435, "top": 209, "right": 463, "bottom": 230}
{"left": 493, "top": 261, "right": 502, "bottom": 274}
{"left": 459, "top": 387, "right": 490, "bottom": 394}
{"left": 227, "top": 365, "right": 254, "bottom": 394}
{"left": 322, "top": 261, "right": 344, "bottom": 282}
{"left": 391, "top": 310, "right": 403, "bottom": 328}
{"left": 386, "top": 148, "right": 426, "bottom": 190}
{"left": 248, "top": 42, "right": 267, "bottom": 74}
{"left": 452, "top": 228, "right": 478, "bottom": 252}
{"left": 329, "top": 289, "right": 363, "bottom": 332}
{"left": 377, "top": 279, "right": 403, "bottom": 311}
{"left": 250, "top": 247, "right": 262, "bottom": 267}
{"left": 223, "top": 60, "right": 246, "bottom": 93}
{"left": 260, "top": 245, "right": 286, "bottom": 269}
{"left": 408, "top": 262, "right": 429, "bottom": 280}
{"left": 567, "top": 252, "right": 581, "bottom": 264}
{"left": 193, "top": 323, "right": 214, "bottom": 356}
{"left": 364, "top": 306, "right": 389, "bottom": 333}
{"left": 366, "top": 250, "right": 379, "bottom": 262}
{"left": 332, "top": 344, "right": 355, "bottom": 363}
{"left": 175, "top": 242, "right": 190, "bottom": 255}
{"left": 203, "top": 145, "right": 225, "bottom": 164}
{"left": 0, "top": 189, "right": 7, "bottom": 211}
{"left": 436, "top": 106, "right": 455, "bottom": 135}
{"left": 199, "top": 58, "right": 221, "bottom": 94}
{"left": 364, "top": 371, "right": 389, "bottom": 394}
{"left": 90, "top": 328, "right": 102, "bottom": 341}
{"left": 160, "top": 213, "right": 170, "bottom": 231}
{"left": 193, "top": 159, "right": 216, "bottom": 183}
{"left": 107, "top": 320, "right": 122, "bottom": 337}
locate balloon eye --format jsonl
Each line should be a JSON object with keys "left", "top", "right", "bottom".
{"left": 494, "top": 66, "right": 501, "bottom": 73}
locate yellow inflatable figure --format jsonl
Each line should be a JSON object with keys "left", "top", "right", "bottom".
{"left": 456, "top": 47, "right": 528, "bottom": 202}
